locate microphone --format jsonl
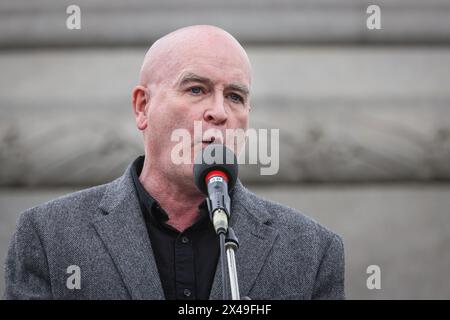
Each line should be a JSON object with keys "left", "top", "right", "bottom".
{"left": 193, "top": 144, "right": 238, "bottom": 235}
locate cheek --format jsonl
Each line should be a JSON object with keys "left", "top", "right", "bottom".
{"left": 233, "top": 108, "right": 250, "bottom": 129}
{"left": 147, "top": 99, "right": 200, "bottom": 143}
{"left": 168, "top": 97, "right": 205, "bottom": 128}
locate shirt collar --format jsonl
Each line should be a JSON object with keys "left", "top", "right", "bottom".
{"left": 130, "top": 155, "right": 209, "bottom": 225}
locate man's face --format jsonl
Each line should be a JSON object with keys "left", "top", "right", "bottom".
{"left": 142, "top": 43, "right": 251, "bottom": 186}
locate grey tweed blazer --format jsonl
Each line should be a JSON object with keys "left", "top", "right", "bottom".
{"left": 4, "top": 161, "right": 345, "bottom": 300}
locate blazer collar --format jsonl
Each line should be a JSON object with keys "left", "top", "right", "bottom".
{"left": 93, "top": 161, "right": 165, "bottom": 299}
{"left": 93, "top": 160, "right": 279, "bottom": 300}
{"left": 208, "top": 180, "right": 279, "bottom": 300}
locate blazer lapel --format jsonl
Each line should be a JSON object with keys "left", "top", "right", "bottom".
{"left": 209, "top": 181, "right": 279, "bottom": 300}
{"left": 92, "top": 163, "right": 164, "bottom": 300}
{"left": 91, "top": 163, "right": 276, "bottom": 300}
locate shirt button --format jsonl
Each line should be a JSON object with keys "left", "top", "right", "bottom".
{"left": 183, "top": 289, "right": 191, "bottom": 297}
{"left": 181, "top": 236, "right": 190, "bottom": 244}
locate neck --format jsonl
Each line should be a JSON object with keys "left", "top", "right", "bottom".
{"left": 139, "top": 161, "right": 205, "bottom": 232}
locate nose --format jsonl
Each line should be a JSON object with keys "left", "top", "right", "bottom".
{"left": 203, "top": 95, "right": 228, "bottom": 125}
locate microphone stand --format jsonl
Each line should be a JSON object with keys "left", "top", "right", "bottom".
{"left": 212, "top": 212, "right": 244, "bottom": 300}
{"left": 218, "top": 231, "right": 228, "bottom": 300}
{"left": 194, "top": 143, "right": 246, "bottom": 299}
{"left": 225, "top": 227, "right": 241, "bottom": 300}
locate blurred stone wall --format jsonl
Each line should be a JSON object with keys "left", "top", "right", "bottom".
{"left": 1, "top": 0, "right": 450, "bottom": 186}
{"left": 1, "top": 0, "right": 450, "bottom": 299}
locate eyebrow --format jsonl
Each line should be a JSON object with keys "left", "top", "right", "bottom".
{"left": 177, "top": 72, "right": 250, "bottom": 97}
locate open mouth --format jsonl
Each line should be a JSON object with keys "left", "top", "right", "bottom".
{"left": 201, "top": 137, "right": 216, "bottom": 145}
{"left": 191, "top": 139, "right": 216, "bottom": 149}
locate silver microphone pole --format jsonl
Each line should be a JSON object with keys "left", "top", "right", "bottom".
{"left": 225, "top": 227, "right": 241, "bottom": 300}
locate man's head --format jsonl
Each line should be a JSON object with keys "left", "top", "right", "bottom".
{"left": 132, "top": 25, "right": 252, "bottom": 188}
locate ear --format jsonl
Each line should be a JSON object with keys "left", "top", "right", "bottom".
{"left": 132, "top": 85, "right": 149, "bottom": 130}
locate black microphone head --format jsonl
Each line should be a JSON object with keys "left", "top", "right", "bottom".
{"left": 193, "top": 143, "right": 239, "bottom": 195}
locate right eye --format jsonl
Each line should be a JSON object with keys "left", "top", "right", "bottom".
{"left": 189, "top": 86, "right": 204, "bottom": 95}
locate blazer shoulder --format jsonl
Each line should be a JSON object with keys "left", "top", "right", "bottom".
{"left": 18, "top": 181, "right": 113, "bottom": 228}
{"left": 243, "top": 187, "right": 342, "bottom": 245}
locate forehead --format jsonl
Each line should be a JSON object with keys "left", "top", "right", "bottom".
{"left": 142, "top": 27, "right": 253, "bottom": 87}
{"left": 160, "top": 34, "right": 251, "bottom": 82}
{"left": 170, "top": 56, "right": 251, "bottom": 88}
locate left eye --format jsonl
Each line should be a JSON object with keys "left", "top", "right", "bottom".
{"left": 228, "top": 93, "right": 243, "bottom": 103}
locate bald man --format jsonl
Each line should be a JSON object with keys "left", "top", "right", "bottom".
{"left": 4, "top": 25, "right": 345, "bottom": 300}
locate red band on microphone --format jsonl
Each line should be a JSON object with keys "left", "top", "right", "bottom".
{"left": 205, "top": 170, "right": 229, "bottom": 184}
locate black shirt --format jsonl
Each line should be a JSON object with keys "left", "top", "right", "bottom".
{"left": 131, "top": 156, "right": 220, "bottom": 300}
